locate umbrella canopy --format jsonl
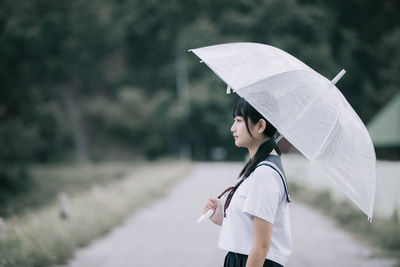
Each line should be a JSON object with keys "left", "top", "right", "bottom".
{"left": 190, "top": 42, "right": 376, "bottom": 219}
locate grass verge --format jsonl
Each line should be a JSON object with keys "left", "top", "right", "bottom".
{"left": 0, "top": 160, "right": 192, "bottom": 267}
{"left": 289, "top": 182, "right": 400, "bottom": 266}
{"left": 1, "top": 161, "right": 144, "bottom": 217}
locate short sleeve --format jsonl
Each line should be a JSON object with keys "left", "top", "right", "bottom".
{"left": 243, "top": 166, "right": 283, "bottom": 224}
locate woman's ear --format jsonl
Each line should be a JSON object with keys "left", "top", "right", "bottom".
{"left": 257, "top": 119, "right": 267, "bottom": 133}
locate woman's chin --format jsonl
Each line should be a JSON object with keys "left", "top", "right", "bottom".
{"left": 234, "top": 140, "right": 245, "bottom": 148}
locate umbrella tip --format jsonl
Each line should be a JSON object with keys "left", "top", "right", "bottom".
{"left": 331, "top": 69, "right": 346, "bottom": 85}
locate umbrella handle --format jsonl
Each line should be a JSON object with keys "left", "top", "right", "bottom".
{"left": 331, "top": 69, "right": 346, "bottom": 85}
{"left": 197, "top": 209, "right": 214, "bottom": 224}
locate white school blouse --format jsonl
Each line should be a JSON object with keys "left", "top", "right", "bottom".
{"left": 218, "top": 161, "right": 292, "bottom": 266}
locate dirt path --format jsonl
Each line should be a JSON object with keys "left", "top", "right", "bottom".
{"left": 62, "top": 163, "right": 396, "bottom": 267}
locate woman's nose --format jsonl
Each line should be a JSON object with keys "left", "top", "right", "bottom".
{"left": 230, "top": 123, "right": 235, "bottom": 133}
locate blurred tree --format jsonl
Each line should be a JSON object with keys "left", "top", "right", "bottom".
{"left": 314, "top": 0, "right": 400, "bottom": 121}
{"left": 0, "top": 0, "right": 399, "bottom": 197}
{"left": 84, "top": 88, "right": 176, "bottom": 159}
{"left": 0, "top": 0, "right": 128, "bottom": 198}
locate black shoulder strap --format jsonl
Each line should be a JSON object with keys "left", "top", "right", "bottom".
{"left": 256, "top": 160, "right": 291, "bottom": 203}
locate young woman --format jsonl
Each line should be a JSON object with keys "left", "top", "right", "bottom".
{"left": 203, "top": 98, "right": 292, "bottom": 267}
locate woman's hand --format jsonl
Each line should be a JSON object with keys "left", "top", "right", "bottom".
{"left": 203, "top": 198, "right": 224, "bottom": 226}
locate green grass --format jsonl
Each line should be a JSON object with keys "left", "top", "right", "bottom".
{"left": 289, "top": 182, "right": 400, "bottom": 265}
{"left": 0, "top": 160, "right": 192, "bottom": 267}
{"left": 1, "top": 161, "right": 143, "bottom": 217}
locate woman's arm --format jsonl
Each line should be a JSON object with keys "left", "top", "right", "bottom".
{"left": 246, "top": 216, "right": 273, "bottom": 267}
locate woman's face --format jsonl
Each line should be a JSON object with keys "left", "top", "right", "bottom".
{"left": 231, "top": 116, "right": 254, "bottom": 148}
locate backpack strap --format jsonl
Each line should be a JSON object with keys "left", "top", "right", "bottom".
{"left": 256, "top": 159, "right": 291, "bottom": 203}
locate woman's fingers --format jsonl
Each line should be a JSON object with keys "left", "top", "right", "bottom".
{"left": 203, "top": 199, "right": 218, "bottom": 214}
{"left": 209, "top": 198, "right": 221, "bottom": 209}
{"left": 209, "top": 199, "right": 217, "bottom": 209}
{"left": 203, "top": 205, "right": 212, "bottom": 214}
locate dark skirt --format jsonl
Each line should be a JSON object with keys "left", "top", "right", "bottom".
{"left": 224, "top": 252, "right": 283, "bottom": 267}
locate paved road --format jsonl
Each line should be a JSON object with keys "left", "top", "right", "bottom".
{"left": 62, "top": 163, "right": 396, "bottom": 267}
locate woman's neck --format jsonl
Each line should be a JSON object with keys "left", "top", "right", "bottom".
{"left": 248, "top": 137, "right": 277, "bottom": 159}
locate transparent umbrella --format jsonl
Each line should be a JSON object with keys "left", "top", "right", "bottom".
{"left": 190, "top": 42, "right": 376, "bottom": 220}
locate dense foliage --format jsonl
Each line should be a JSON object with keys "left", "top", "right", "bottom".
{"left": 0, "top": 0, "right": 399, "bottom": 193}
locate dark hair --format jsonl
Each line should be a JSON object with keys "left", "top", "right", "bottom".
{"left": 233, "top": 97, "right": 281, "bottom": 179}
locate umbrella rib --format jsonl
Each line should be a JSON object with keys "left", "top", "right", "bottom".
{"left": 310, "top": 112, "right": 339, "bottom": 162}
{"left": 232, "top": 69, "right": 320, "bottom": 93}
{"left": 279, "top": 85, "right": 327, "bottom": 136}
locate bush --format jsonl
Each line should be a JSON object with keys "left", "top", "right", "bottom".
{"left": 0, "top": 164, "right": 31, "bottom": 216}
